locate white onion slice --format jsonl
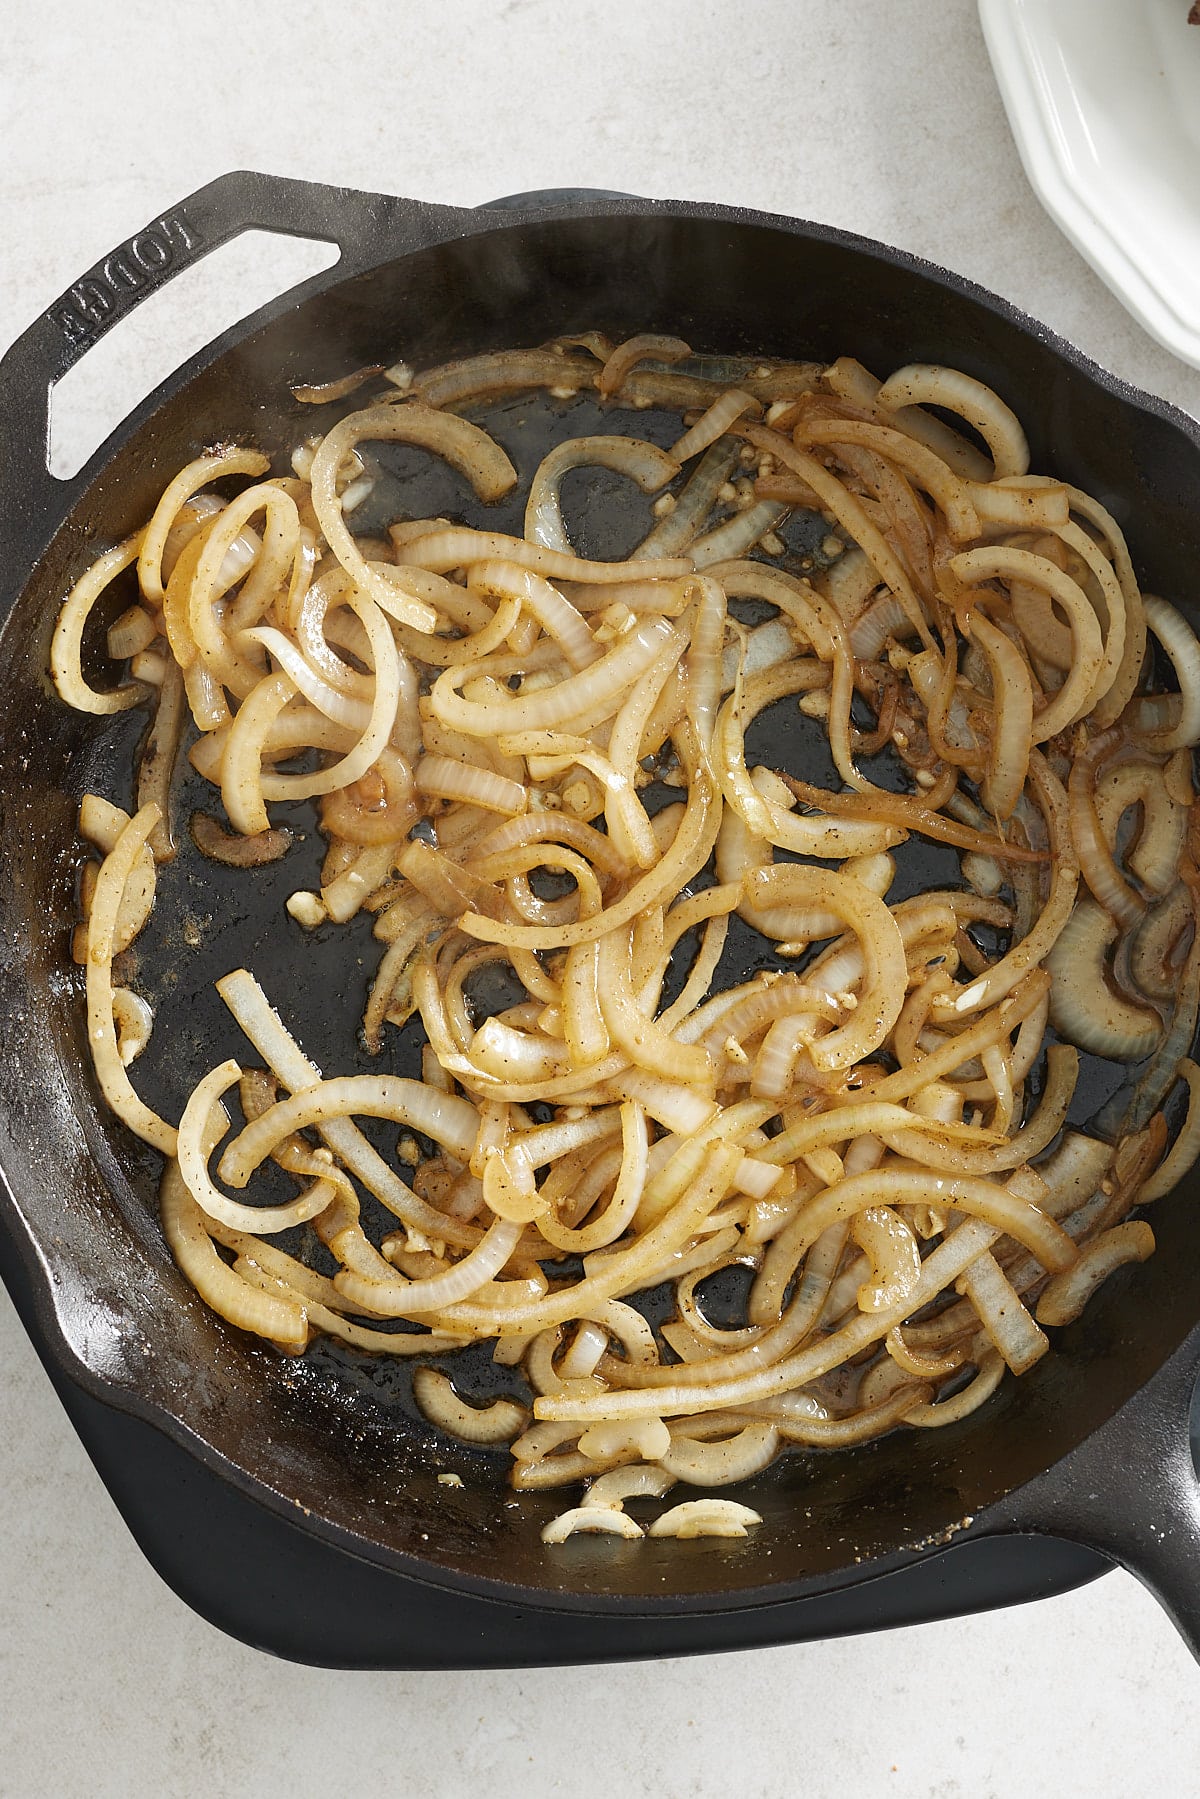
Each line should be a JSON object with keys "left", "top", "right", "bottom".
{"left": 51, "top": 534, "right": 149, "bottom": 715}
{"left": 1141, "top": 596, "right": 1200, "bottom": 751}
{"left": 309, "top": 405, "right": 518, "bottom": 632}
{"left": 647, "top": 1500, "right": 762, "bottom": 1538}
{"left": 876, "top": 364, "right": 1029, "bottom": 478}
{"left": 525, "top": 436, "right": 679, "bottom": 552}
{"left": 542, "top": 1508, "right": 644, "bottom": 1543}
{"left": 1036, "top": 1223, "right": 1155, "bottom": 1328}
{"left": 412, "top": 1367, "right": 528, "bottom": 1443}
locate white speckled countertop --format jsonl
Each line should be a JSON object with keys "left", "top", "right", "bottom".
{"left": 3, "top": 3, "right": 1200, "bottom": 1793}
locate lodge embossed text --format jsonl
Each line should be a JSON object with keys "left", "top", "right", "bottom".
{"left": 54, "top": 213, "right": 203, "bottom": 348}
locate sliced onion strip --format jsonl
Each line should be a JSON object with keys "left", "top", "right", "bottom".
{"left": 1035, "top": 1223, "right": 1156, "bottom": 1328}
{"left": 876, "top": 364, "right": 1029, "bottom": 478}
{"left": 51, "top": 533, "right": 150, "bottom": 715}
{"left": 525, "top": 437, "right": 679, "bottom": 553}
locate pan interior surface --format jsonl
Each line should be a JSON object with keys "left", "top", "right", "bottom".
{"left": 3, "top": 206, "right": 1200, "bottom": 1609}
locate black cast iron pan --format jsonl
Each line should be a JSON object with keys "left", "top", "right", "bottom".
{"left": 3, "top": 171, "right": 1200, "bottom": 1665}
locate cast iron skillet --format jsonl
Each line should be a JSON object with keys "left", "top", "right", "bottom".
{"left": 3, "top": 170, "right": 1200, "bottom": 1659}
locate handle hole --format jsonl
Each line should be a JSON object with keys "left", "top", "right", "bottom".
{"left": 48, "top": 230, "right": 340, "bottom": 480}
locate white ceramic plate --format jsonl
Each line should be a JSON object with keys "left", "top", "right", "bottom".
{"left": 979, "top": 0, "right": 1200, "bottom": 368}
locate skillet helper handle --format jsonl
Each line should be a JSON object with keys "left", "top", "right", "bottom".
{"left": 998, "top": 1326, "right": 1200, "bottom": 1662}
{"left": 0, "top": 169, "right": 473, "bottom": 595}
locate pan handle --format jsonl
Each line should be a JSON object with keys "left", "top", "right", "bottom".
{"left": 0, "top": 169, "right": 474, "bottom": 594}
{"left": 993, "top": 1323, "right": 1200, "bottom": 1660}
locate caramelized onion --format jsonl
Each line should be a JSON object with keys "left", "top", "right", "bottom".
{"left": 1036, "top": 1223, "right": 1156, "bottom": 1327}
{"left": 190, "top": 811, "right": 292, "bottom": 866}
{"left": 598, "top": 333, "right": 692, "bottom": 395}
{"left": 876, "top": 364, "right": 1029, "bottom": 477}
{"left": 1048, "top": 899, "right": 1163, "bottom": 1061}
{"left": 53, "top": 341, "right": 1200, "bottom": 1513}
